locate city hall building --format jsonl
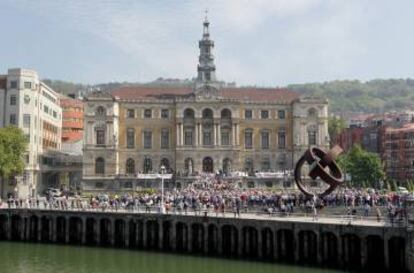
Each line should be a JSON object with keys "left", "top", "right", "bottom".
{"left": 82, "top": 18, "right": 329, "bottom": 191}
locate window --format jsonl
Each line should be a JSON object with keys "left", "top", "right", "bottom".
{"left": 96, "top": 129, "right": 105, "bottom": 145}
{"left": 96, "top": 106, "right": 106, "bottom": 117}
{"left": 185, "top": 131, "right": 193, "bottom": 146}
{"left": 127, "top": 128, "right": 135, "bottom": 148}
{"left": 245, "top": 109, "right": 253, "bottom": 119}
{"left": 10, "top": 95, "right": 16, "bottom": 106}
{"left": 24, "top": 81, "right": 32, "bottom": 89}
{"left": 261, "top": 131, "right": 269, "bottom": 149}
{"left": 95, "top": 158, "right": 105, "bottom": 174}
{"left": 161, "top": 109, "right": 169, "bottom": 119}
{"left": 10, "top": 81, "right": 17, "bottom": 89}
{"left": 23, "top": 114, "right": 30, "bottom": 128}
{"left": 278, "top": 110, "right": 285, "bottom": 119}
{"left": 278, "top": 131, "right": 286, "bottom": 149}
{"left": 143, "top": 157, "right": 152, "bottom": 173}
{"left": 203, "top": 131, "right": 212, "bottom": 146}
{"left": 144, "top": 109, "right": 152, "bottom": 118}
{"left": 161, "top": 129, "right": 169, "bottom": 149}
{"left": 221, "top": 131, "right": 230, "bottom": 146}
{"left": 127, "top": 109, "right": 135, "bottom": 118}
{"left": 44, "top": 105, "right": 49, "bottom": 114}
{"left": 144, "top": 131, "right": 152, "bottom": 149}
{"left": 205, "top": 71, "right": 211, "bottom": 81}
{"left": 261, "top": 110, "right": 269, "bottom": 119}
{"left": 52, "top": 111, "right": 57, "bottom": 118}
{"left": 245, "top": 130, "right": 253, "bottom": 149}
{"left": 9, "top": 114, "right": 16, "bottom": 125}
{"left": 308, "top": 131, "right": 317, "bottom": 145}
{"left": 126, "top": 158, "right": 135, "bottom": 174}
{"left": 261, "top": 159, "right": 271, "bottom": 171}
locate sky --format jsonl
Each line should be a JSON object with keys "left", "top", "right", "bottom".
{"left": 1, "top": 0, "right": 414, "bottom": 86}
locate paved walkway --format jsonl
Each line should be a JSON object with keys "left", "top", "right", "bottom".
{"left": 1, "top": 206, "right": 403, "bottom": 228}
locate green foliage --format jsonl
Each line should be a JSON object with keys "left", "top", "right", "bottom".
{"left": 328, "top": 116, "right": 346, "bottom": 145}
{"left": 338, "top": 144, "right": 385, "bottom": 188}
{"left": 288, "top": 79, "right": 414, "bottom": 113}
{"left": 0, "top": 126, "right": 27, "bottom": 180}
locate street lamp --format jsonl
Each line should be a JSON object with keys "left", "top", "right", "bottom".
{"left": 160, "top": 165, "right": 166, "bottom": 214}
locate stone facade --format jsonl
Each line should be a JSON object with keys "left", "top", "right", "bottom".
{"left": 82, "top": 18, "right": 329, "bottom": 191}
{"left": 0, "top": 68, "right": 62, "bottom": 198}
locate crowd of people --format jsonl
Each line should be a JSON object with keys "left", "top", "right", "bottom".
{"left": 1, "top": 173, "right": 410, "bottom": 223}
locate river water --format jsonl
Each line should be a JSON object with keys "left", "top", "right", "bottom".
{"left": 0, "top": 242, "right": 347, "bottom": 273}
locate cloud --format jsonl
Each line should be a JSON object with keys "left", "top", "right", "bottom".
{"left": 3, "top": 0, "right": 384, "bottom": 85}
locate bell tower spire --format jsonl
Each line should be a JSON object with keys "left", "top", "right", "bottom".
{"left": 196, "top": 10, "right": 217, "bottom": 87}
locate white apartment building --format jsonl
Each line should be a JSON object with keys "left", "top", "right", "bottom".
{"left": 0, "top": 68, "right": 62, "bottom": 198}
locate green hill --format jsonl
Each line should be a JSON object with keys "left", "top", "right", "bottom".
{"left": 288, "top": 79, "right": 414, "bottom": 113}
{"left": 43, "top": 78, "right": 414, "bottom": 114}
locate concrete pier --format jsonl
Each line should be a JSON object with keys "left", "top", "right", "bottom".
{"left": 0, "top": 209, "right": 409, "bottom": 272}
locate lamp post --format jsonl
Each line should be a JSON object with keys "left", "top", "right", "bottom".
{"left": 160, "top": 165, "right": 166, "bottom": 214}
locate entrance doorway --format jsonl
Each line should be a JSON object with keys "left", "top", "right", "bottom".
{"left": 202, "top": 157, "right": 214, "bottom": 173}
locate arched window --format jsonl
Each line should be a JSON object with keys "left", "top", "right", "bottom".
{"left": 244, "top": 158, "right": 253, "bottom": 175}
{"left": 126, "top": 158, "right": 135, "bottom": 175}
{"left": 223, "top": 158, "right": 232, "bottom": 175}
{"left": 202, "top": 108, "right": 214, "bottom": 146}
{"left": 143, "top": 157, "right": 152, "bottom": 174}
{"left": 308, "top": 108, "right": 317, "bottom": 118}
{"left": 184, "top": 158, "right": 194, "bottom": 175}
{"left": 160, "top": 158, "right": 170, "bottom": 172}
{"left": 95, "top": 157, "right": 105, "bottom": 174}
{"left": 96, "top": 106, "right": 106, "bottom": 117}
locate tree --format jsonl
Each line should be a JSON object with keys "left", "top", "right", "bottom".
{"left": 337, "top": 144, "right": 385, "bottom": 189}
{"left": 328, "top": 116, "right": 346, "bottom": 146}
{"left": 0, "top": 126, "right": 27, "bottom": 197}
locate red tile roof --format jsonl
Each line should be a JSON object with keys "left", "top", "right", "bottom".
{"left": 111, "top": 86, "right": 299, "bottom": 103}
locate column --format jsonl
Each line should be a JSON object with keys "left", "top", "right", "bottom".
{"left": 217, "top": 125, "right": 221, "bottom": 146}
{"left": 198, "top": 124, "right": 202, "bottom": 146}
{"left": 125, "top": 221, "right": 130, "bottom": 248}
{"left": 217, "top": 225, "right": 222, "bottom": 255}
{"left": 65, "top": 217, "right": 70, "bottom": 244}
{"left": 142, "top": 220, "right": 147, "bottom": 248}
{"left": 232, "top": 124, "right": 236, "bottom": 145}
{"left": 158, "top": 221, "right": 163, "bottom": 250}
{"left": 384, "top": 236, "right": 389, "bottom": 270}
{"left": 24, "top": 217, "right": 29, "bottom": 240}
{"left": 37, "top": 217, "right": 42, "bottom": 242}
{"left": 188, "top": 225, "right": 193, "bottom": 252}
{"left": 96, "top": 218, "right": 101, "bottom": 245}
{"left": 81, "top": 218, "right": 86, "bottom": 244}
{"left": 180, "top": 123, "right": 184, "bottom": 146}
{"left": 361, "top": 236, "right": 367, "bottom": 269}
{"left": 237, "top": 227, "right": 243, "bottom": 257}
{"left": 51, "top": 217, "right": 57, "bottom": 243}
{"left": 6, "top": 215, "right": 11, "bottom": 240}
{"left": 170, "top": 221, "right": 176, "bottom": 251}
{"left": 195, "top": 124, "right": 199, "bottom": 147}
{"left": 257, "top": 228, "right": 263, "bottom": 259}
{"left": 213, "top": 124, "right": 217, "bottom": 146}
{"left": 110, "top": 220, "right": 115, "bottom": 246}
{"left": 176, "top": 124, "right": 180, "bottom": 147}
{"left": 236, "top": 124, "right": 240, "bottom": 145}
{"left": 294, "top": 231, "right": 300, "bottom": 262}
{"left": 203, "top": 223, "right": 209, "bottom": 254}
{"left": 274, "top": 229, "right": 279, "bottom": 261}
{"left": 337, "top": 233, "right": 343, "bottom": 267}
{"left": 135, "top": 220, "right": 140, "bottom": 247}
{"left": 316, "top": 233, "right": 322, "bottom": 264}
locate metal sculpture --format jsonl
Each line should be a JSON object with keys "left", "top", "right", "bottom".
{"left": 294, "top": 145, "right": 344, "bottom": 198}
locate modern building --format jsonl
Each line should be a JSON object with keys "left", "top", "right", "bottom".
{"left": 0, "top": 68, "right": 62, "bottom": 198}
{"left": 60, "top": 96, "right": 84, "bottom": 155}
{"left": 383, "top": 124, "right": 414, "bottom": 182}
{"left": 82, "top": 18, "right": 329, "bottom": 192}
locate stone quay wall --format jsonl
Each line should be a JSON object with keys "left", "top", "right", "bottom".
{"left": 0, "top": 209, "right": 409, "bottom": 272}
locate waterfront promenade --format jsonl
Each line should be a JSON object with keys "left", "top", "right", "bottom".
{"left": 0, "top": 206, "right": 409, "bottom": 272}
